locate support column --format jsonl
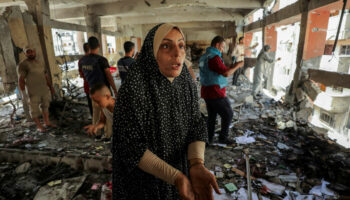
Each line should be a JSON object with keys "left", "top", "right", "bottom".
{"left": 84, "top": 6, "right": 103, "bottom": 55}
{"left": 24, "top": 0, "right": 62, "bottom": 96}
{"left": 5, "top": 6, "right": 28, "bottom": 63}
{"left": 265, "top": 25, "right": 278, "bottom": 90}
{"left": 0, "top": 17, "right": 17, "bottom": 93}
{"left": 262, "top": 10, "right": 266, "bottom": 47}
{"left": 286, "top": 0, "right": 309, "bottom": 104}
{"left": 4, "top": 6, "right": 31, "bottom": 120}
{"left": 223, "top": 21, "right": 236, "bottom": 38}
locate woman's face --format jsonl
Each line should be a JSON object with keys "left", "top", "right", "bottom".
{"left": 156, "top": 29, "right": 186, "bottom": 79}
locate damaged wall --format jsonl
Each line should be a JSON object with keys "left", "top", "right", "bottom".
{"left": 0, "top": 6, "right": 62, "bottom": 95}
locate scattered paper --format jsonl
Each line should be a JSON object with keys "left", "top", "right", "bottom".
{"left": 309, "top": 179, "right": 337, "bottom": 197}
{"left": 224, "top": 183, "right": 238, "bottom": 192}
{"left": 48, "top": 180, "right": 62, "bottom": 187}
{"left": 277, "top": 142, "right": 290, "bottom": 150}
{"left": 235, "top": 135, "right": 256, "bottom": 144}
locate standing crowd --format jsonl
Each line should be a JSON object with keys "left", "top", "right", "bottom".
{"left": 17, "top": 23, "right": 281, "bottom": 200}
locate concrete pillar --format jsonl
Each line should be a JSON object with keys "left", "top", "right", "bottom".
{"left": 101, "top": 34, "right": 107, "bottom": 56}
{"left": 262, "top": 10, "right": 266, "bottom": 47}
{"left": 345, "top": 14, "right": 350, "bottom": 39}
{"left": 24, "top": 0, "right": 62, "bottom": 96}
{"left": 3, "top": 6, "right": 32, "bottom": 120}
{"left": 287, "top": 0, "right": 309, "bottom": 104}
{"left": 223, "top": 22, "right": 236, "bottom": 38}
{"left": 4, "top": 6, "right": 28, "bottom": 62}
{"left": 0, "top": 17, "right": 17, "bottom": 94}
{"left": 76, "top": 31, "right": 85, "bottom": 54}
{"left": 265, "top": 25, "right": 278, "bottom": 90}
{"left": 22, "top": 11, "right": 46, "bottom": 69}
{"left": 84, "top": 6, "right": 103, "bottom": 55}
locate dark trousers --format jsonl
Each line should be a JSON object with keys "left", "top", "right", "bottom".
{"left": 232, "top": 67, "right": 243, "bottom": 85}
{"left": 205, "top": 97, "right": 233, "bottom": 141}
{"left": 86, "top": 94, "right": 93, "bottom": 116}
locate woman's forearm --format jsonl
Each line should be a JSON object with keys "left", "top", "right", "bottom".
{"left": 187, "top": 141, "right": 205, "bottom": 161}
{"left": 138, "top": 149, "right": 180, "bottom": 185}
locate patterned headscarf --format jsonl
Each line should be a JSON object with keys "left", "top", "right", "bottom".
{"left": 136, "top": 23, "right": 184, "bottom": 80}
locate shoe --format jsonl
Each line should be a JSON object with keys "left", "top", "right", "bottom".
{"left": 218, "top": 138, "right": 235, "bottom": 145}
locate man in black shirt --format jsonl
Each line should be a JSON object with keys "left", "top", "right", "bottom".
{"left": 117, "top": 41, "right": 136, "bottom": 84}
{"left": 79, "top": 36, "right": 117, "bottom": 138}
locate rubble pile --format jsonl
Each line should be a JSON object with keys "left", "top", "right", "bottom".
{"left": 0, "top": 74, "right": 349, "bottom": 199}
{"left": 0, "top": 100, "right": 111, "bottom": 156}
{"left": 0, "top": 162, "right": 110, "bottom": 200}
{"left": 203, "top": 76, "right": 350, "bottom": 199}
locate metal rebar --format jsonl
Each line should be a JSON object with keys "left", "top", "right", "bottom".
{"left": 244, "top": 149, "right": 252, "bottom": 200}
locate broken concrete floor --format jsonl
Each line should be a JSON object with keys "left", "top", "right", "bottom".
{"left": 0, "top": 76, "right": 350, "bottom": 199}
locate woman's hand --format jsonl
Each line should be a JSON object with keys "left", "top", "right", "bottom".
{"left": 175, "top": 173, "right": 195, "bottom": 200}
{"left": 189, "top": 163, "right": 221, "bottom": 200}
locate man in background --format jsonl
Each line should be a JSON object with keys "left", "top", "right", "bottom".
{"left": 17, "top": 46, "right": 56, "bottom": 132}
{"left": 252, "top": 45, "right": 281, "bottom": 98}
{"left": 78, "top": 43, "right": 92, "bottom": 116}
{"left": 79, "top": 36, "right": 117, "bottom": 137}
{"left": 117, "top": 41, "right": 136, "bottom": 84}
{"left": 200, "top": 36, "right": 244, "bottom": 145}
{"left": 231, "top": 37, "right": 258, "bottom": 85}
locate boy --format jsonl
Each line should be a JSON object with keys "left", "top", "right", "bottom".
{"left": 84, "top": 83, "right": 114, "bottom": 139}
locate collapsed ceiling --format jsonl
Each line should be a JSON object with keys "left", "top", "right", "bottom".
{"left": 0, "top": 0, "right": 265, "bottom": 28}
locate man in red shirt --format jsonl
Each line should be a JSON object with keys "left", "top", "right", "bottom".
{"left": 199, "top": 36, "right": 244, "bottom": 145}
{"left": 78, "top": 43, "right": 92, "bottom": 116}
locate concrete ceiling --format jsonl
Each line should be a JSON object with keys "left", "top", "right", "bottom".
{"left": 0, "top": 0, "right": 264, "bottom": 25}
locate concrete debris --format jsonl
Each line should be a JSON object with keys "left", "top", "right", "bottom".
{"left": 37, "top": 143, "right": 47, "bottom": 148}
{"left": 285, "top": 120, "right": 295, "bottom": 128}
{"left": 0, "top": 161, "right": 110, "bottom": 199}
{"left": 277, "top": 142, "right": 290, "bottom": 150}
{"left": 244, "top": 95, "right": 254, "bottom": 104}
{"left": 216, "top": 171, "right": 225, "bottom": 179}
{"left": 0, "top": 71, "right": 349, "bottom": 200}
{"left": 277, "top": 121, "right": 286, "bottom": 130}
{"left": 73, "top": 194, "right": 87, "bottom": 200}
{"left": 258, "top": 178, "right": 286, "bottom": 195}
{"left": 283, "top": 190, "right": 313, "bottom": 200}
{"left": 15, "top": 162, "right": 31, "bottom": 174}
{"left": 34, "top": 176, "right": 86, "bottom": 200}
{"left": 279, "top": 173, "right": 298, "bottom": 183}
{"left": 203, "top": 76, "right": 350, "bottom": 199}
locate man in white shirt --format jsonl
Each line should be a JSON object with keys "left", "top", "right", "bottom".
{"left": 231, "top": 37, "right": 258, "bottom": 86}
